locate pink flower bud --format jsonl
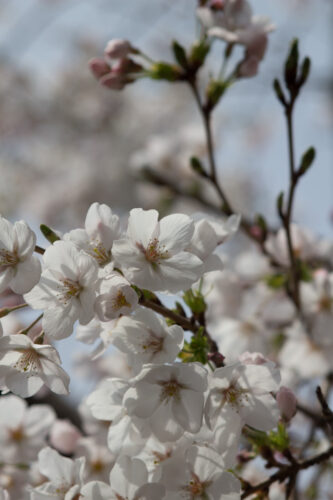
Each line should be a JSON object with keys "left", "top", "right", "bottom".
{"left": 209, "top": 0, "right": 225, "bottom": 10}
{"left": 100, "top": 72, "right": 127, "bottom": 90}
{"left": 208, "top": 352, "right": 225, "bottom": 367}
{"left": 239, "top": 351, "right": 268, "bottom": 365}
{"left": 104, "top": 39, "right": 133, "bottom": 59}
{"left": 89, "top": 58, "right": 111, "bottom": 79}
{"left": 50, "top": 419, "right": 82, "bottom": 454}
{"left": 249, "top": 225, "right": 262, "bottom": 239}
{"left": 276, "top": 386, "right": 297, "bottom": 422}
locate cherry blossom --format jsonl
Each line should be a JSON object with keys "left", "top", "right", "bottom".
{"left": 24, "top": 240, "right": 99, "bottom": 339}
{"left": 0, "top": 334, "right": 70, "bottom": 397}
{"left": 0, "top": 395, "right": 55, "bottom": 462}
{"left": 0, "top": 216, "right": 41, "bottom": 294}
{"left": 111, "top": 308, "right": 184, "bottom": 371}
{"left": 112, "top": 209, "right": 204, "bottom": 292}
{"left": 124, "top": 362, "right": 208, "bottom": 441}
{"left": 94, "top": 272, "right": 138, "bottom": 321}
{"left": 158, "top": 445, "right": 241, "bottom": 500}
{"left": 64, "top": 202, "right": 121, "bottom": 269}
{"left": 30, "top": 447, "right": 86, "bottom": 499}
{"left": 205, "top": 361, "right": 280, "bottom": 432}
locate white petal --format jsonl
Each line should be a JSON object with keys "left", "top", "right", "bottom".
{"left": 10, "top": 256, "right": 41, "bottom": 294}
{"left": 127, "top": 208, "right": 159, "bottom": 247}
{"left": 158, "top": 214, "right": 194, "bottom": 253}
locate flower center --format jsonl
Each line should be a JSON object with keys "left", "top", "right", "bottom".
{"left": 319, "top": 295, "right": 332, "bottom": 312}
{"left": 184, "top": 472, "right": 209, "bottom": 498}
{"left": 0, "top": 248, "right": 19, "bottom": 272}
{"left": 152, "top": 449, "right": 172, "bottom": 465}
{"left": 89, "top": 242, "right": 111, "bottom": 266}
{"left": 222, "top": 383, "right": 248, "bottom": 409}
{"left": 112, "top": 290, "right": 131, "bottom": 311}
{"left": 142, "top": 330, "right": 164, "bottom": 354}
{"left": 9, "top": 426, "right": 25, "bottom": 442}
{"left": 58, "top": 278, "right": 82, "bottom": 304}
{"left": 136, "top": 238, "right": 169, "bottom": 265}
{"left": 160, "top": 379, "right": 181, "bottom": 401}
{"left": 91, "top": 460, "right": 105, "bottom": 473}
{"left": 14, "top": 347, "right": 41, "bottom": 374}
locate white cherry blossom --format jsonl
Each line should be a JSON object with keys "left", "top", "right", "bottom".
{"left": 111, "top": 308, "right": 184, "bottom": 371}
{"left": 158, "top": 444, "right": 241, "bottom": 500}
{"left": 64, "top": 202, "right": 121, "bottom": 268}
{"left": 109, "top": 455, "right": 166, "bottom": 500}
{"left": 24, "top": 240, "right": 99, "bottom": 339}
{"left": 0, "top": 334, "right": 70, "bottom": 397}
{"left": 112, "top": 209, "right": 203, "bottom": 292}
{"left": 86, "top": 377, "right": 150, "bottom": 456}
{"left": 0, "top": 216, "right": 41, "bottom": 294}
{"left": 0, "top": 395, "right": 55, "bottom": 462}
{"left": 187, "top": 213, "right": 240, "bottom": 273}
{"left": 124, "top": 362, "right": 208, "bottom": 441}
{"left": 205, "top": 361, "right": 280, "bottom": 432}
{"left": 30, "top": 447, "right": 86, "bottom": 500}
{"left": 95, "top": 272, "right": 138, "bottom": 321}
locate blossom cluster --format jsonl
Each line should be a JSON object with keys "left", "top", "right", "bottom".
{"left": 0, "top": 202, "right": 289, "bottom": 499}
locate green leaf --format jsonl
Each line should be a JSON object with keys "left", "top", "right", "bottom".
{"left": 298, "top": 56, "right": 311, "bottom": 88}
{"left": 183, "top": 289, "right": 206, "bottom": 314}
{"left": 268, "top": 422, "right": 290, "bottom": 452}
{"left": 273, "top": 78, "right": 286, "bottom": 106}
{"left": 265, "top": 273, "right": 287, "bottom": 289}
{"left": 206, "top": 79, "right": 229, "bottom": 109}
{"left": 298, "top": 147, "right": 315, "bottom": 176}
{"left": 148, "top": 62, "right": 182, "bottom": 81}
{"left": 298, "top": 261, "right": 312, "bottom": 282}
{"left": 276, "top": 191, "right": 284, "bottom": 218}
{"left": 178, "top": 328, "right": 209, "bottom": 364}
{"left": 284, "top": 38, "right": 299, "bottom": 92}
{"left": 272, "top": 331, "right": 286, "bottom": 351}
{"left": 172, "top": 41, "right": 188, "bottom": 69}
{"left": 255, "top": 214, "right": 267, "bottom": 234}
{"left": 40, "top": 224, "right": 60, "bottom": 244}
{"left": 190, "top": 156, "right": 208, "bottom": 177}
{"left": 189, "top": 40, "right": 210, "bottom": 67}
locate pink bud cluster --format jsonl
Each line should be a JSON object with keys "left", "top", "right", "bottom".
{"left": 89, "top": 39, "right": 142, "bottom": 90}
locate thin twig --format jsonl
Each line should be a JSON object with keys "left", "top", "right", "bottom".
{"left": 241, "top": 445, "right": 333, "bottom": 498}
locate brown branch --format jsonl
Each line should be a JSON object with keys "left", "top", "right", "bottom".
{"left": 241, "top": 446, "right": 333, "bottom": 498}
{"left": 35, "top": 245, "right": 45, "bottom": 255}
{"left": 279, "top": 99, "right": 301, "bottom": 311}
{"left": 187, "top": 79, "right": 256, "bottom": 242}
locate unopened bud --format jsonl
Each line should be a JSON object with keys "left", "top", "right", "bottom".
{"left": 50, "top": 420, "right": 82, "bottom": 455}
{"left": 89, "top": 58, "right": 111, "bottom": 79}
{"left": 276, "top": 386, "right": 297, "bottom": 422}
{"left": 208, "top": 351, "right": 225, "bottom": 367}
{"left": 104, "top": 39, "right": 134, "bottom": 59}
{"left": 100, "top": 72, "right": 127, "bottom": 90}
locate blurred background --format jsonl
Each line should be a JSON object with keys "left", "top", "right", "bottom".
{"left": 0, "top": 0, "right": 332, "bottom": 400}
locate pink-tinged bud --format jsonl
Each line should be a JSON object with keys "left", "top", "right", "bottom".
{"left": 208, "top": 352, "right": 225, "bottom": 367}
{"left": 239, "top": 351, "right": 268, "bottom": 365}
{"left": 250, "top": 225, "right": 262, "bottom": 239}
{"left": 209, "top": 0, "right": 225, "bottom": 10}
{"left": 89, "top": 58, "right": 111, "bottom": 79}
{"left": 276, "top": 386, "right": 297, "bottom": 422}
{"left": 104, "top": 38, "right": 133, "bottom": 59}
{"left": 100, "top": 72, "right": 127, "bottom": 90}
{"left": 50, "top": 419, "right": 82, "bottom": 454}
